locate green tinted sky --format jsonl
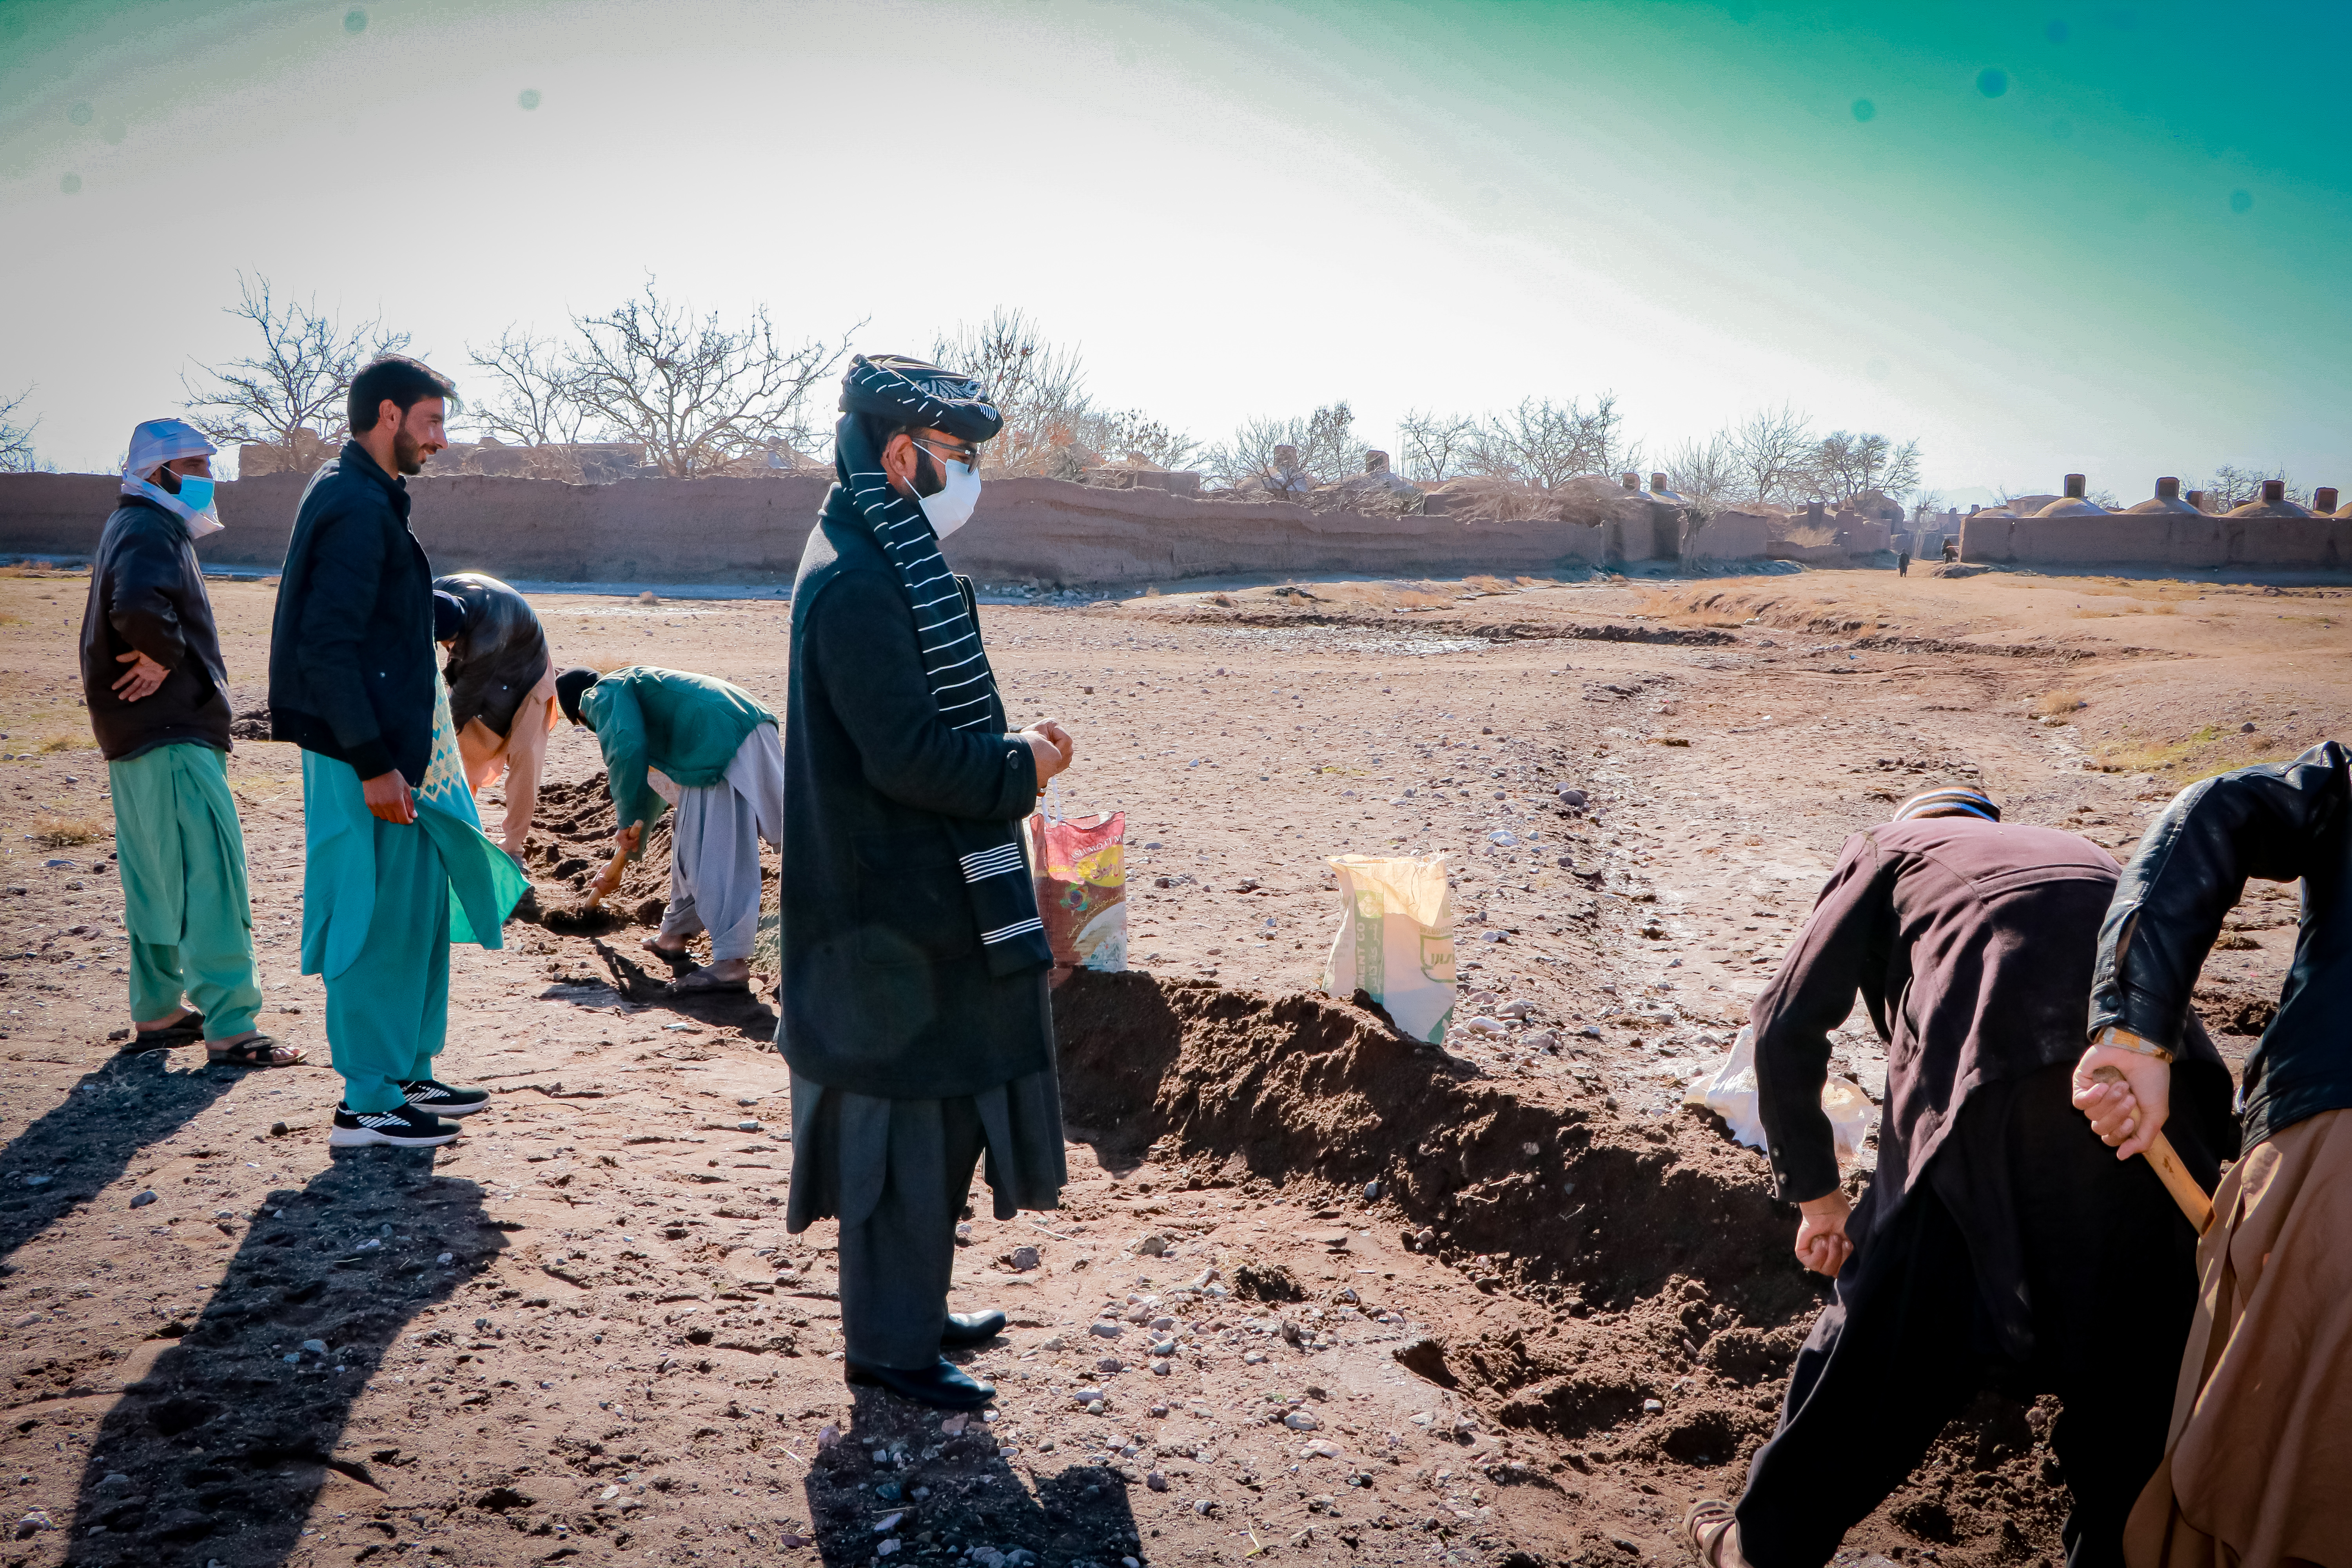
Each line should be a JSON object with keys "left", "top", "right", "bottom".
{"left": 2, "top": 0, "right": 2344, "bottom": 499}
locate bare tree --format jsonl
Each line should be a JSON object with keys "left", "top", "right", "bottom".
{"left": 1207, "top": 403, "right": 1365, "bottom": 488}
{"left": 567, "top": 278, "right": 856, "bottom": 479}
{"left": 1731, "top": 403, "right": 1816, "bottom": 506}
{"left": 1465, "top": 395, "right": 1631, "bottom": 490}
{"left": 1087, "top": 410, "right": 1201, "bottom": 472}
{"left": 1397, "top": 410, "right": 1478, "bottom": 482}
{"left": 930, "top": 309, "right": 1095, "bottom": 477}
{"left": 1807, "top": 430, "right": 1924, "bottom": 505}
{"left": 181, "top": 273, "right": 412, "bottom": 457}
{"left": 466, "top": 327, "right": 589, "bottom": 448}
{"left": 1662, "top": 430, "right": 1742, "bottom": 507}
{"left": 2194, "top": 463, "right": 2310, "bottom": 508}
{"left": 0, "top": 386, "right": 45, "bottom": 473}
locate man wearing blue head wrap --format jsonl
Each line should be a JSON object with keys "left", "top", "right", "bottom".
{"left": 77, "top": 418, "right": 296, "bottom": 1067}
{"left": 779, "top": 354, "right": 1075, "bottom": 1410}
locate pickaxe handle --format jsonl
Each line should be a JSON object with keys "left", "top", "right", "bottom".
{"left": 2092, "top": 1065, "right": 2215, "bottom": 1235}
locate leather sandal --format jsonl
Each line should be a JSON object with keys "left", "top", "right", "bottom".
{"left": 125, "top": 1011, "right": 206, "bottom": 1052}
{"left": 1681, "top": 1499, "right": 1748, "bottom": 1568}
{"left": 670, "top": 968, "right": 750, "bottom": 995}
{"left": 641, "top": 938, "right": 697, "bottom": 976}
{"left": 206, "top": 1036, "right": 306, "bottom": 1068}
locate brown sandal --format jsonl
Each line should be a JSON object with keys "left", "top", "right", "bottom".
{"left": 641, "top": 938, "right": 697, "bottom": 976}
{"left": 207, "top": 1036, "right": 306, "bottom": 1068}
{"left": 1681, "top": 1500, "right": 1747, "bottom": 1568}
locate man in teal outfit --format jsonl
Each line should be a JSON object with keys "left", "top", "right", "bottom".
{"left": 269, "top": 357, "right": 528, "bottom": 1147}
{"left": 79, "top": 417, "right": 299, "bottom": 1067}
{"left": 555, "top": 665, "right": 783, "bottom": 994}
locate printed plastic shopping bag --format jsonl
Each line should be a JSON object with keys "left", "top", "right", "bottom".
{"left": 1321, "top": 854, "right": 1456, "bottom": 1043}
{"left": 1684, "top": 1025, "right": 1873, "bottom": 1165}
{"left": 1025, "top": 808, "right": 1127, "bottom": 980}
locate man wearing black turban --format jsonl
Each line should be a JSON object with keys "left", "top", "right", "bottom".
{"left": 779, "top": 354, "right": 1074, "bottom": 1410}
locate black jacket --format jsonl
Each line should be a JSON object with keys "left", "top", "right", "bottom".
{"left": 2089, "top": 740, "right": 2352, "bottom": 1152}
{"left": 77, "top": 496, "right": 232, "bottom": 761}
{"left": 779, "top": 515, "right": 1046, "bottom": 1099}
{"left": 267, "top": 443, "right": 437, "bottom": 782}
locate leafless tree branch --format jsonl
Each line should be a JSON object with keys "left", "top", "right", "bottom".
{"left": 180, "top": 273, "right": 410, "bottom": 455}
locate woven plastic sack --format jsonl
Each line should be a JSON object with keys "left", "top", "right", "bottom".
{"left": 1321, "top": 854, "right": 1456, "bottom": 1043}
{"left": 1025, "top": 808, "right": 1127, "bottom": 978}
{"left": 1684, "top": 1025, "right": 1873, "bottom": 1165}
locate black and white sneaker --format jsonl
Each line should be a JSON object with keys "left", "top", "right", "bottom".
{"left": 399, "top": 1078, "right": 491, "bottom": 1117}
{"left": 329, "top": 1102, "right": 463, "bottom": 1148}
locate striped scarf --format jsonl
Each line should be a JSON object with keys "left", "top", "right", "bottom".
{"left": 822, "top": 406, "right": 1050, "bottom": 976}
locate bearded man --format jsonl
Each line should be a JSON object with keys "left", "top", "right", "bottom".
{"left": 780, "top": 355, "right": 1074, "bottom": 1410}
{"left": 269, "top": 356, "right": 527, "bottom": 1149}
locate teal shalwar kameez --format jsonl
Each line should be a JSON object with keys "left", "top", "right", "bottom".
{"left": 109, "top": 742, "right": 263, "bottom": 1037}
{"left": 301, "top": 679, "right": 529, "bottom": 1113}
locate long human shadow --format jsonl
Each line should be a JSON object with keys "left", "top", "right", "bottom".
{"left": 803, "top": 1385, "right": 1147, "bottom": 1568}
{"left": 61, "top": 1146, "right": 503, "bottom": 1567}
{"left": 0, "top": 1047, "right": 239, "bottom": 1273}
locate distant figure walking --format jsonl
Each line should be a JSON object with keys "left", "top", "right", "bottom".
{"left": 555, "top": 664, "right": 783, "bottom": 994}
{"left": 1896, "top": 546, "right": 1911, "bottom": 577}
{"left": 79, "top": 418, "right": 296, "bottom": 1067}
{"left": 269, "top": 356, "right": 527, "bottom": 1148}
{"left": 434, "top": 571, "right": 558, "bottom": 858}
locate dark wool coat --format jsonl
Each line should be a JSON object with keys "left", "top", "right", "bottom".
{"left": 267, "top": 443, "right": 437, "bottom": 783}
{"left": 78, "top": 497, "right": 232, "bottom": 761}
{"left": 778, "top": 515, "right": 1048, "bottom": 1100}
{"left": 1752, "top": 817, "right": 2238, "bottom": 1353}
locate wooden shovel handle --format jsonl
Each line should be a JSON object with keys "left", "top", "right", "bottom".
{"left": 2092, "top": 1065, "right": 2215, "bottom": 1235}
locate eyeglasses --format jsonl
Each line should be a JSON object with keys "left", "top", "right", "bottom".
{"left": 910, "top": 435, "right": 981, "bottom": 471}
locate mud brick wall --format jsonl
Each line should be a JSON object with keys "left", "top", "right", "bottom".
{"left": 1960, "top": 508, "right": 2352, "bottom": 569}
{"left": 0, "top": 471, "right": 1675, "bottom": 587}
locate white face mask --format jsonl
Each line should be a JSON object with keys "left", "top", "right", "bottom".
{"left": 918, "top": 456, "right": 982, "bottom": 539}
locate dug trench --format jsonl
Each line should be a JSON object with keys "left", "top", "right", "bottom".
{"left": 1050, "top": 969, "right": 2074, "bottom": 1563}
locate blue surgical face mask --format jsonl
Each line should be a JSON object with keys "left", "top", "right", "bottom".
{"left": 174, "top": 476, "right": 215, "bottom": 514}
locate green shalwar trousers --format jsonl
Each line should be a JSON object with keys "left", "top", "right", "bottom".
{"left": 107, "top": 741, "right": 261, "bottom": 1039}
{"left": 300, "top": 683, "right": 528, "bottom": 1114}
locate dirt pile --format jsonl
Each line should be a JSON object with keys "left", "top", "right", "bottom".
{"left": 1051, "top": 971, "right": 2076, "bottom": 1563}
{"left": 511, "top": 771, "right": 675, "bottom": 933}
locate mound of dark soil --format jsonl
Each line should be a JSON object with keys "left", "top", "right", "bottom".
{"left": 510, "top": 771, "right": 675, "bottom": 933}
{"left": 1049, "top": 970, "right": 2076, "bottom": 1564}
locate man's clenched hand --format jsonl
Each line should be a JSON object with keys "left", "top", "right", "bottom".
{"left": 2072, "top": 1043, "right": 2172, "bottom": 1162}
{"left": 1795, "top": 1189, "right": 1853, "bottom": 1278}
{"left": 362, "top": 769, "right": 416, "bottom": 824}
{"left": 1022, "top": 718, "right": 1074, "bottom": 786}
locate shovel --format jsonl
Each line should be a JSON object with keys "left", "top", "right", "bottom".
{"left": 2092, "top": 1065, "right": 2214, "bottom": 1235}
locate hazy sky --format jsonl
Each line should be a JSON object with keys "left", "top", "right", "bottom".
{"left": 3, "top": 0, "right": 2346, "bottom": 501}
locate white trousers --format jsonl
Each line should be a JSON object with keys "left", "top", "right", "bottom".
{"left": 654, "top": 726, "right": 784, "bottom": 964}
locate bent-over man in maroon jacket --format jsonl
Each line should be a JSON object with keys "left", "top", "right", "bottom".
{"left": 1682, "top": 788, "right": 2236, "bottom": 1568}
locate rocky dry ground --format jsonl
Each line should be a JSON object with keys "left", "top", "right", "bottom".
{"left": 0, "top": 562, "right": 2334, "bottom": 1568}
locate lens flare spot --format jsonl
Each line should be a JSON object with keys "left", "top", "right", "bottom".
{"left": 60, "top": 172, "right": 82, "bottom": 194}
{"left": 2229, "top": 189, "right": 2253, "bottom": 214}
{"left": 1976, "top": 67, "right": 2009, "bottom": 97}
{"left": 2045, "top": 20, "right": 2070, "bottom": 42}
{"left": 343, "top": 7, "right": 367, "bottom": 33}
{"left": 1851, "top": 98, "right": 1876, "bottom": 122}
{"left": 67, "top": 100, "right": 93, "bottom": 126}
{"left": 518, "top": 88, "right": 542, "bottom": 110}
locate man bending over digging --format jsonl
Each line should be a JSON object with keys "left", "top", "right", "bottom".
{"left": 556, "top": 664, "right": 783, "bottom": 994}
{"left": 1682, "top": 787, "right": 2237, "bottom": 1568}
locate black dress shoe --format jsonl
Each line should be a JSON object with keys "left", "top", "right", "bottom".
{"left": 844, "top": 1356, "right": 995, "bottom": 1411}
{"left": 941, "top": 1310, "right": 1007, "bottom": 1347}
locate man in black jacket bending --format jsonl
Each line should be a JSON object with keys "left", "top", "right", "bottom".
{"left": 269, "top": 356, "right": 512, "bottom": 1149}
{"left": 79, "top": 418, "right": 296, "bottom": 1067}
{"left": 782, "top": 355, "right": 1074, "bottom": 1410}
